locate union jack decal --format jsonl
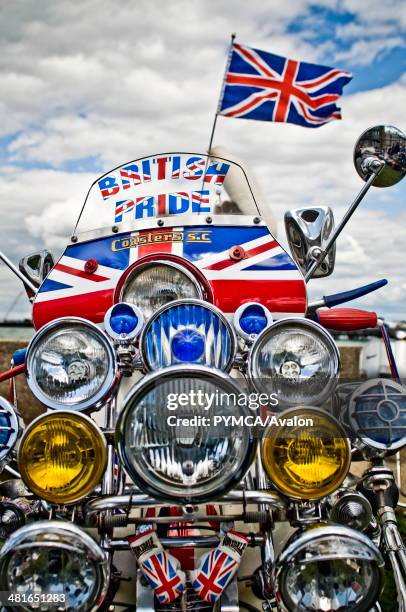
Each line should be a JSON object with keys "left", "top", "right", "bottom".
{"left": 219, "top": 43, "right": 352, "bottom": 127}
{"left": 32, "top": 226, "right": 307, "bottom": 328}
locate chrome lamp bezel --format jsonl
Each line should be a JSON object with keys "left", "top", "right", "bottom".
{"left": 0, "top": 520, "right": 110, "bottom": 612}
{"left": 273, "top": 523, "right": 384, "bottom": 612}
{"left": 26, "top": 316, "right": 117, "bottom": 411}
{"left": 248, "top": 317, "right": 340, "bottom": 407}
{"left": 116, "top": 364, "right": 257, "bottom": 503}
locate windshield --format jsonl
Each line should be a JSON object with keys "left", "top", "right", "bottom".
{"left": 73, "top": 153, "right": 260, "bottom": 237}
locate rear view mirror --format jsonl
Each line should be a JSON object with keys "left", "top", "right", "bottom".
{"left": 285, "top": 207, "right": 335, "bottom": 278}
{"left": 354, "top": 125, "right": 406, "bottom": 188}
{"left": 19, "top": 250, "right": 55, "bottom": 288}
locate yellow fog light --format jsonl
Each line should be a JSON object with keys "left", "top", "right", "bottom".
{"left": 18, "top": 411, "right": 106, "bottom": 504}
{"left": 261, "top": 407, "right": 350, "bottom": 500}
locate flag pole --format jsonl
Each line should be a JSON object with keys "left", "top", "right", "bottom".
{"left": 207, "top": 32, "right": 236, "bottom": 153}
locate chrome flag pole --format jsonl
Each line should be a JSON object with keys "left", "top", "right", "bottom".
{"left": 207, "top": 32, "right": 236, "bottom": 153}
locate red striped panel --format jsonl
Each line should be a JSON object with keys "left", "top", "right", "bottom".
{"left": 33, "top": 289, "right": 114, "bottom": 329}
{"left": 205, "top": 240, "right": 279, "bottom": 271}
{"left": 54, "top": 263, "right": 109, "bottom": 282}
{"left": 211, "top": 279, "right": 306, "bottom": 314}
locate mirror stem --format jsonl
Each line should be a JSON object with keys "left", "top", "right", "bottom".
{"left": 305, "top": 162, "right": 385, "bottom": 282}
{"left": 0, "top": 249, "right": 38, "bottom": 294}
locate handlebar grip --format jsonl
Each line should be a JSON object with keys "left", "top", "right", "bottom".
{"left": 316, "top": 308, "right": 378, "bottom": 331}
{"left": 323, "top": 279, "right": 387, "bottom": 308}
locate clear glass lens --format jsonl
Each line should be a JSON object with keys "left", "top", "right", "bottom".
{"left": 282, "top": 536, "right": 380, "bottom": 611}
{"left": 18, "top": 413, "right": 106, "bottom": 504}
{"left": 122, "top": 263, "right": 200, "bottom": 319}
{"left": 252, "top": 323, "right": 338, "bottom": 405}
{"left": 119, "top": 375, "right": 251, "bottom": 500}
{"left": 29, "top": 326, "right": 111, "bottom": 407}
{"left": 142, "top": 302, "right": 235, "bottom": 370}
{"left": 6, "top": 547, "right": 97, "bottom": 611}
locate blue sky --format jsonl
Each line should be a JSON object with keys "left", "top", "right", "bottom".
{"left": 0, "top": 0, "right": 405, "bottom": 319}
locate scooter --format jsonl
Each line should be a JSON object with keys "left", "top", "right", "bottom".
{"left": 0, "top": 124, "right": 405, "bottom": 611}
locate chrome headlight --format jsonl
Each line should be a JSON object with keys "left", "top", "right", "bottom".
{"left": 0, "top": 521, "right": 109, "bottom": 611}
{"left": 26, "top": 317, "right": 117, "bottom": 410}
{"left": 273, "top": 524, "right": 384, "bottom": 612}
{"left": 140, "top": 299, "right": 236, "bottom": 371}
{"left": 0, "top": 397, "right": 19, "bottom": 464}
{"left": 349, "top": 378, "right": 406, "bottom": 451}
{"left": 116, "top": 365, "right": 256, "bottom": 503}
{"left": 248, "top": 318, "right": 340, "bottom": 407}
{"left": 118, "top": 259, "right": 205, "bottom": 319}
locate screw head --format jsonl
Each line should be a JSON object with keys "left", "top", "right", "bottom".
{"left": 206, "top": 216, "right": 212, "bottom": 224}
{"left": 71, "top": 235, "right": 78, "bottom": 243}
{"left": 157, "top": 219, "right": 164, "bottom": 227}
{"left": 112, "top": 225, "right": 119, "bottom": 233}
{"left": 253, "top": 216, "right": 261, "bottom": 224}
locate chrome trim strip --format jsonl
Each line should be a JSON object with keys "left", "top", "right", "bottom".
{"left": 72, "top": 215, "right": 265, "bottom": 244}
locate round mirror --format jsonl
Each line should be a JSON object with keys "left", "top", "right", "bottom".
{"left": 354, "top": 125, "right": 406, "bottom": 187}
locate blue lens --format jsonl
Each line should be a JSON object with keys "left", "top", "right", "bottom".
{"left": 239, "top": 304, "right": 268, "bottom": 335}
{"left": 142, "top": 302, "right": 235, "bottom": 371}
{"left": 110, "top": 303, "right": 138, "bottom": 335}
{"left": 171, "top": 329, "right": 205, "bottom": 362}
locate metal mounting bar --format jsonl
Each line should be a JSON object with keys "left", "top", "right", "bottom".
{"left": 0, "top": 249, "right": 37, "bottom": 294}
{"left": 106, "top": 534, "right": 265, "bottom": 551}
{"left": 305, "top": 164, "right": 384, "bottom": 282}
{"left": 85, "top": 489, "right": 286, "bottom": 517}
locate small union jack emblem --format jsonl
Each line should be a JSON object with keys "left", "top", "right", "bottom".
{"left": 220, "top": 43, "right": 352, "bottom": 127}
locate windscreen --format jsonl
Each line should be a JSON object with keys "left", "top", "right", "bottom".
{"left": 74, "top": 153, "right": 260, "bottom": 237}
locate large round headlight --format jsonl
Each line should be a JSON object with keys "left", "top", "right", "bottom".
{"left": 117, "top": 259, "right": 205, "bottom": 319}
{"left": 18, "top": 411, "right": 106, "bottom": 504}
{"left": 0, "top": 397, "right": 19, "bottom": 464}
{"left": 262, "top": 407, "right": 350, "bottom": 500}
{"left": 273, "top": 524, "right": 384, "bottom": 612}
{"left": 26, "top": 317, "right": 117, "bottom": 411}
{"left": 0, "top": 520, "right": 109, "bottom": 611}
{"left": 140, "top": 299, "right": 236, "bottom": 371}
{"left": 248, "top": 318, "right": 340, "bottom": 408}
{"left": 116, "top": 365, "right": 256, "bottom": 503}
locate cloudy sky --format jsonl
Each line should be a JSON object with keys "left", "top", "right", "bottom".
{"left": 0, "top": 0, "right": 405, "bottom": 321}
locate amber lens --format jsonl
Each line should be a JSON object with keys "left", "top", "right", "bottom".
{"left": 262, "top": 408, "right": 350, "bottom": 500}
{"left": 18, "top": 411, "right": 106, "bottom": 504}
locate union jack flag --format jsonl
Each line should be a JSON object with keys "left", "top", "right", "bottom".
{"left": 219, "top": 43, "right": 352, "bottom": 128}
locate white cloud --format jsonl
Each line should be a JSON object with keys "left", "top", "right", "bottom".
{"left": 0, "top": 0, "right": 405, "bottom": 320}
